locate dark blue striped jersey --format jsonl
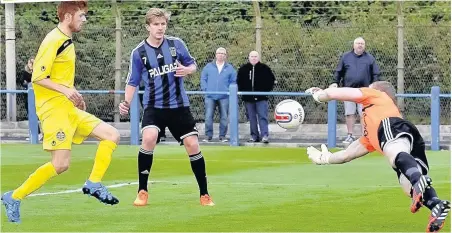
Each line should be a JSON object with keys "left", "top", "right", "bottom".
{"left": 126, "top": 36, "right": 196, "bottom": 109}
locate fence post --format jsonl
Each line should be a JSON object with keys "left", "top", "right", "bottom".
{"left": 130, "top": 89, "right": 140, "bottom": 145}
{"left": 327, "top": 100, "right": 337, "bottom": 148}
{"left": 430, "top": 86, "right": 440, "bottom": 151}
{"left": 27, "top": 86, "right": 39, "bottom": 144}
{"left": 229, "top": 84, "right": 239, "bottom": 146}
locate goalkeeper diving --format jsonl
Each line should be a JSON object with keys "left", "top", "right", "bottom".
{"left": 305, "top": 81, "right": 449, "bottom": 233}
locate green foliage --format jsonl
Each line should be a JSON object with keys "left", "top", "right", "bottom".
{"left": 1, "top": 1, "right": 450, "bottom": 123}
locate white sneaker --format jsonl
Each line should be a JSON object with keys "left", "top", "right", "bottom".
{"left": 342, "top": 134, "right": 355, "bottom": 144}
{"left": 202, "top": 138, "right": 212, "bottom": 142}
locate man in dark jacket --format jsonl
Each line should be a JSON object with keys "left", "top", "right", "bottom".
{"left": 330, "top": 37, "right": 381, "bottom": 144}
{"left": 18, "top": 58, "right": 42, "bottom": 140}
{"left": 237, "top": 51, "right": 275, "bottom": 143}
{"left": 19, "top": 58, "right": 34, "bottom": 88}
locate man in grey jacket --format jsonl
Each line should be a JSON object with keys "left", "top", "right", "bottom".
{"left": 331, "top": 37, "right": 381, "bottom": 144}
{"left": 200, "top": 47, "right": 237, "bottom": 142}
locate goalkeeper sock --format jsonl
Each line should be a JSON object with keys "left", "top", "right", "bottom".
{"left": 189, "top": 152, "right": 208, "bottom": 196}
{"left": 422, "top": 187, "right": 442, "bottom": 210}
{"left": 12, "top": 162, "right": 57, "bottom": 200}
{"left": 394, "top": 152, "right": 422, "bottom": 185}
{"left": 88, "top": 140, "right": 117, "bottom": 183}
{"left": 138, "top": 148, "right": 154, "bottom": 192}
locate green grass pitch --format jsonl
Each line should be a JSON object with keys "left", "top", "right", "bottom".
{"left": 1, "top": 144, "right": 450, "bottom": 232}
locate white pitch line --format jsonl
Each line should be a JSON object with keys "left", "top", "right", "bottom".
{"left": 28, "top": 180, "right": 450, "bottom": 197}
{"left": 29, "top": 182, "right": 139, "bottom": 197}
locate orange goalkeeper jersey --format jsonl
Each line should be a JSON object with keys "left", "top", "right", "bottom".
{"left": 354, "top": 88, "right": 402, "bottom": 153}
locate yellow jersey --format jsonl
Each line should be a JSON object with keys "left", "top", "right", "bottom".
{"left": 32, "top": 27, "right": 76, "bottom": 117}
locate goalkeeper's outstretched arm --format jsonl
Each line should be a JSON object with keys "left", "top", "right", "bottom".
{"left": 307, "top": 87, "right": 363, "bottom": 103}
{"left": 328, "top": 140, "right": 369, "bottom": 164}
{"left": 307, "top": 140, "right": 369, "bottom": 165}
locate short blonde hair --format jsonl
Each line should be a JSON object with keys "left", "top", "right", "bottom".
{"left": 216, "top": 47, "right": 227, "bottom": 54}
{"left": 145, "top": 8, "right": 170, "bottom": 25}
{"left": 371, "top": 81, "right": 397, "bottom": 105}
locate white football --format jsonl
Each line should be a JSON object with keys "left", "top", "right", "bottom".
{"left": 274, "top": 99, "right": 305, "bottom": 129}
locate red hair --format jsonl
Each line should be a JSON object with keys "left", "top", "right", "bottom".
{"left": 57, "top": 1, "right": 88, "bottom": 22}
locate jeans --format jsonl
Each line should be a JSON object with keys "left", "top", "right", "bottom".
{"left": 245, "top": 100, "right": 269, "bottom": 140}
{"left": 205, "top": 98, "right": 229, "bottom": 138}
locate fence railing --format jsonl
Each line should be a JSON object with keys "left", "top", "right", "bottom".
{"left": 0, "top": 85, "right": 449, "bottom": 150}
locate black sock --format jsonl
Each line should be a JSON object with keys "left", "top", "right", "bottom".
{"left": 138, "top": 148, "right": 154, "bottom": 192}
{"left": 189, "top": 152, "right": 208, "bottom": 196}
{"left": 422, "top": 186, "right": 442, "bottom": 210}
{"left": 394, "top": 152, "right": 422, "bottom": 185}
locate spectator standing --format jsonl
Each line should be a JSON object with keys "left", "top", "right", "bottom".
{"left": 331, "top": 37, "right": 381, "bottom": 144}
{"left": 237, "top": 51, "right": 275, "bottom": 143}
{"left": 200, "top": 47, "right": 237, "bottom": 142}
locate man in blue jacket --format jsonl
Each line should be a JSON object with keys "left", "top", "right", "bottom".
{"left": 330, "top": 37, "right": 381, "bottom": 144}
{"left": 200, "top": 47, "right": 237, "bottom": 142}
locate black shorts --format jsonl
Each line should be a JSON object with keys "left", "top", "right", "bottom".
{"left": 378, "top": 117, "right": 429, "bottom": 177}
{"left": 141, "top": 107, "right": 198, "bottom": 145}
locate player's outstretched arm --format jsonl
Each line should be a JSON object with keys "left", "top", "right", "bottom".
{"left": 307, "top": 140, "right": 369, "bottom": 165}
{"left": 306, "top": 87, "right": 363, "bottom": 103}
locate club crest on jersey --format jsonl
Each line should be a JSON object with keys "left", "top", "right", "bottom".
{"left": 148, "top": 62, "right": 177, "bottom": 78}
{"left": 56, "top": 130, "right": 66, "bottom": 141}
{"left": 169, "top": 47, "right": 177, "bottom": 57}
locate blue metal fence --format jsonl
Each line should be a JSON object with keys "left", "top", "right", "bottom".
{"left": 0, "top": 85, "right": 449, "bottom": 150}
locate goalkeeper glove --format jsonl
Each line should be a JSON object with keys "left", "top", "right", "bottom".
{"left": 305, "top": 87, "right": 325, "bottom": 103}
{"left": 306, "top": 144, "right": 332, "bottom": 165}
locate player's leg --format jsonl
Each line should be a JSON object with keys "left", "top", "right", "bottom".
{"left": 169, "top": 108, "right": 214, "bottom": 206}
{"left": 183, "top": 135, "right": 214, "bottom": 206}
{"left": 2, "top": 149, "right": 70, "bottom": 223}
{"left": 2, "top": 114, "right": 74, "bottom": 223}
{"left": 410, "top": 141, "right": 451, "bottom": 232}
{"left": 72, "top": 109, "right": 120, "bottom": 205}
{"left": 395, "top": 145, "right": 450, "bottom": 233}
{"left": 133, "top": 107, "right": 161, "bottom": 206}
{"left": 408, "top": 141, "right": 442, "bottom": 211}
{"left": 343, "top": 101, "right": 356, "bottom": 143}
{"left": 421, "top": 182, "right": 450, "bottom": 232}
{"left": 398, "top": 173, "right": 413, "bottom": 197}
{"left": 133, "top": 127, "right": 159, "bottom": 206}
{"left": 218, "top": 98, "right": 229, "bottom": 141}
{"left": 383, "top": 118, "right": 451, "bottom": 231}
{"left": 87, "top": 122, "right": 120, "bottom": 182}
{"left": 383, "top": 136, "right": 431, "bottom": 213}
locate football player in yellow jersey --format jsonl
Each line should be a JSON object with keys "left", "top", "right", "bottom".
{"left": 2, "top": 1, "right": 120, "bottom": 223}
